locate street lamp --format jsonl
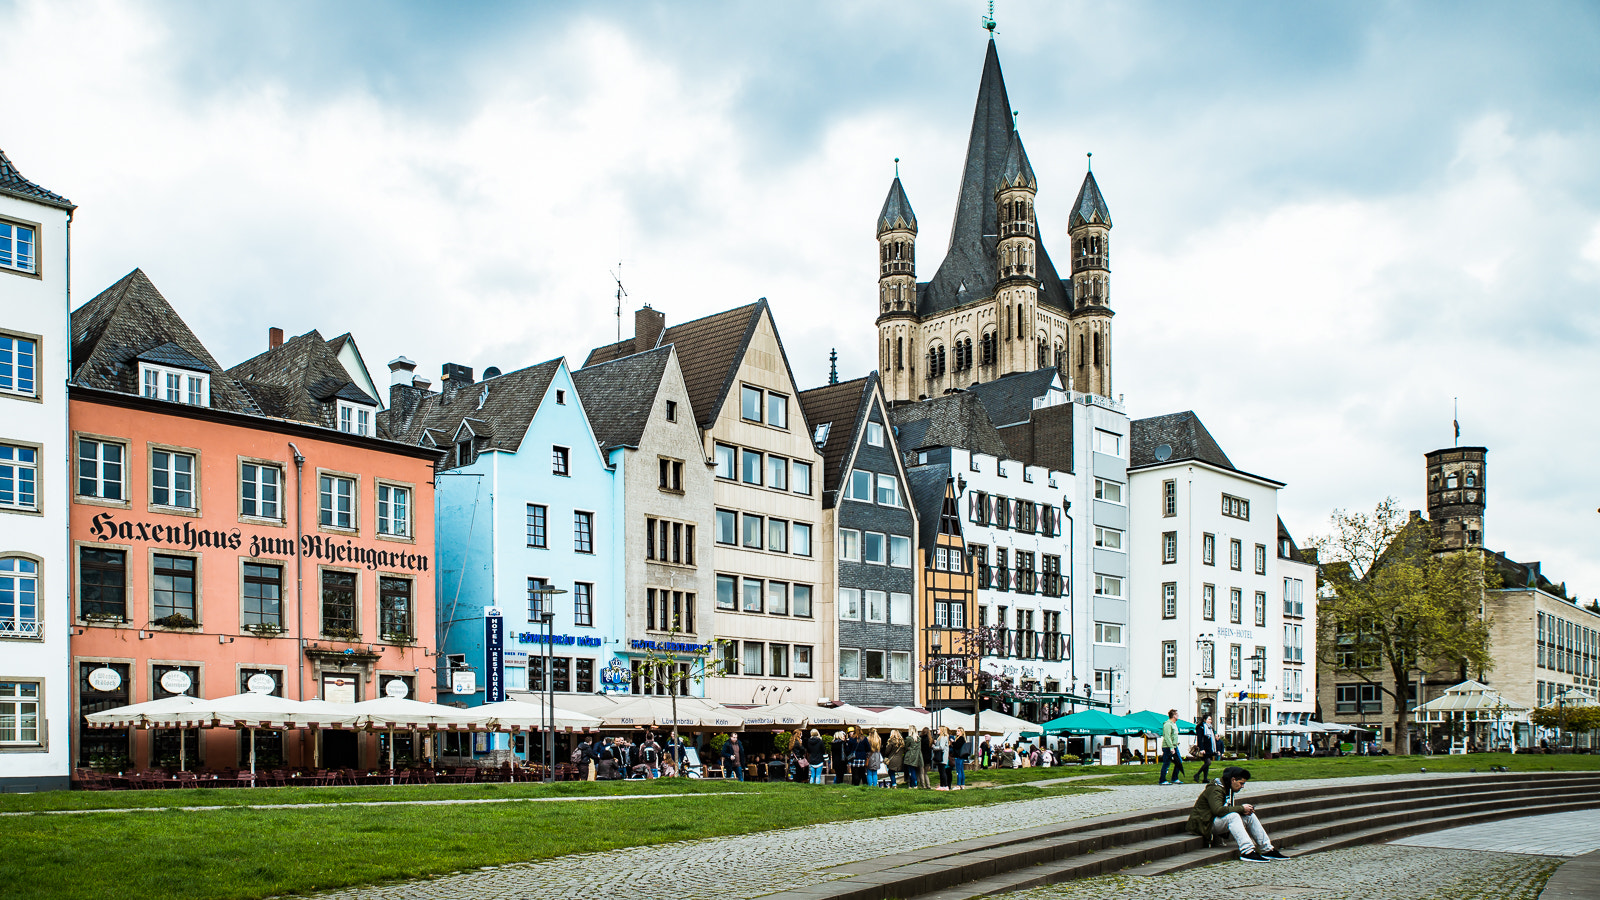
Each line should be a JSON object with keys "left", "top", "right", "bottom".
{"left": 526, "top": 585, "right": 566, "bottom": 783}
{"left": 931, "top": 636, "right": 943, "bottom": 731}
{"left": 1246, "top": 649, "right": 1267, "bottom": 758}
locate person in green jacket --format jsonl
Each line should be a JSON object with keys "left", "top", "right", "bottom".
{"left": 1159, "top": 709, "right": 1183, "bottom": 785}
{"left": 1187, "top": 766, "right": 1288, "bottom": 862}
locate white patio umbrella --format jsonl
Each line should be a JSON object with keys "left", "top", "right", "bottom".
{"left": 85, "top": 694, "right": 210, "bottom": 772}
{"left": 972, "top": 710, "right": 1044, "bottom": 736}
{"left": 475, "top": 700, "right": 601, "bottom": 732}
{"left": 928, "top": 708, "right": 976, "bottom": 732}
{"left": 189, "top": 691, "right": 322, "bottom": 776}
{"left": 874, "top": 707, "right": 932, "bottom": 731}
{"left": 738, "top": 702, "right": 846, "bottom": 729}
{"left": 600, "top": 696, "right": 746, "bottom": 729}
{"left": 348, "top": 697, "right": 494, "bottom": 774}
{"left": 295, "top": 699, "right": 362, "bottom": 770}
{"left": 829, "top": 704, "right": 884, "bottom": 728}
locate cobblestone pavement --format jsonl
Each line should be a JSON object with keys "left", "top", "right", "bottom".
{"left": 1392, "top": 809, "right": 1600, "bottom": 857}
{"left": 992, "top": 844, "right": 1562, "bottom": 900}
{"left": 310, "top": 773, "right": 1462, "bottom": 900}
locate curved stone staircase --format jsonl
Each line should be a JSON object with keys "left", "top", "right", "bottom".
{"left": 758, "top": 772, "right": 1600, "bottom": 900}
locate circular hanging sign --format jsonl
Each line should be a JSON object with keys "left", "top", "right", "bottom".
{"left": 384, "top": 679, "right": 409, "bottom": 699}
{"left": 160, "top": 670, "right": 193, "bottom": 695}
{"left": 246, "top": 673, "right": 277, "bottom": 695}
{"left": 88, "top": 667, "right": 122, "bottom": 692}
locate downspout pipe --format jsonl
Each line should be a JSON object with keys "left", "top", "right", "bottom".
{"left": 289, "top": 442, "right": 306, "bottom": 700}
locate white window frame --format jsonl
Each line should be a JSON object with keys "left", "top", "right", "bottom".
{"left": 76, "top": 438, "right": 126, "bottom": 502}
{"left": 863, "top": 531, "right": 886, "bottom": 565}
{"left": 0, "top": 679, "right": 42, "bottom": 745}
{"left": 1093, "top": 478, "right": 1123, "bottom": 504}
{"left": 862, "top": 649, "right": 886, "bottom": 681}
{"left": 1093, "top": 526, "right": 1123, "bottom": 551}
{"left": 875, "top": 473, "right": 901, "bottom": 507}
{"left": 0, "top": 443, "right": 38, "bottom": 511}
{"left": 845, "top": 469, "right": 872, "bottom": 502}
{"left": 377, "top": 483, "right": 411, "bottom": 537}
{"left": 1093, "top": 429, "right": 1123, "bottom": 457}
{"left": 337, "top": 400, "right": 374, "bottom": 436}
{"left": 1162, "top": 641, "right": 1177, "bottom": 677}
{"left": 838, "top": 587, "right": 861, "bottom": 621}
{"left": 838, "top": 648, "right": 860, "bottom": 680}
{"left": 838, "top": 528, "right": 861, "bottom": 562}
{"left": 0, "top": 220, "right": 37, "bottom": 275}
{"left": 0, "top": 556, "right": 40, "bottom": 638}
{"left": 150, "top": 448, "right": 197, "bottom": 510}
{"left": 1094, "top": 574, "right": 1122, "bottom": 598}
{"left": 319, "top": 473, "right": 357, "bottom": 530}
{"left": 889, "top": 591, "right": 912, "bottom": 626}
{"left": 239, "top": 461, "right": 282, "bottom": 521}
{"left": 0, "top": 331, "right": 38, "bottom": 397}
{"left": 888, "top": 534, "right": 911, "bottom": 568}
{"left": 866, "top": 421, "right": 884, "bottom": 446}
{"left": 1093, "top": 621, "right": 1124, "bottom": 645}
{"left": 1162, "top": 582, "right": 1177, "bottom": 618}
{"left": 890, "top": 650, "right": 911, "bottom": 682}
{"left": 864, "top": 590, "right": 887, "bottom": 624}
{"left": 139, "top": 363, "right": 210, "bottom": 407}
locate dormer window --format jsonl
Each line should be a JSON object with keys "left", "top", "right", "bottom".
{"left": 139, "top": 363, "right": 208, "bottom": 407}
{"left": 337, "top": 400, "right": 372, "bottom": 436}
{"left": 866, "top": 422, "right": 884, "bottom": 447}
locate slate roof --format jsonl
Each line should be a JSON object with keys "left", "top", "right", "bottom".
{"left": 136, "top": 341, "right": 212, "bottom": 373}
{"left": 888, "top": 391, "right": 1009, "bottom": 460}
{"left": 1277, "top": 518, "right": 1311, "bottom": 564}
{"left": 386, "top": 359, "right": 562, "bottom": 456}
{"left": 571, "top": 345, "right": 675, "bottom": 452}
{"left": 878, "top": 177, "right": 917, "bottom": 235}
{"left": 1129, "top": 411, "right": 1236, "bottom": 471}
{"left": 998, "top": 129, "right": 1037, "bottom": 190}
{"left": 585, "top": 301, "right": 776, "bottom": 431}
{"left": 964, "top": 366, "right": 1062, "bottom": 427}
{"left": 798, "top": 374, "right": 873, "bottom": 499}
{"left": 228, "top": 329, "right": 381, "bottom": 431}
{"left": 917, "top": 41, "right": 1074, "bottom": 319}
{"left": 1069, "top": 170, "right": 1112, "bottom": 229}
{"left": 70, "top": 269, "right": 255, "bottom": 413}
{"left": 0, "top": 148, "right": 74, "bottom": 210}
{"left": 907, "top": 464, "right": 954, "bottom": 550}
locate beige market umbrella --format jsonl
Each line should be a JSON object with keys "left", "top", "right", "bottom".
{"left": 85, "top": 694, "right": 210, "bottom": 772}
{"left": 971, "top": 710, "right": 1044, "bottom": 736}
{"left": 476, "top": 700, "right": 602, "bottom": 732}
{"left": 600, "top": 696, "right": 745, "bottom": 729}
{"left": 348, "top": 697, "right": 494, "bottom": 775}
{"left": 739, "top": 702, "right": 846, "bottom": 729}
{"left": 829, "top": 704, "right": 884, "bottom": 728}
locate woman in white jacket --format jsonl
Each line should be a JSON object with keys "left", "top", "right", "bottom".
{"left": 934, "top": 726, "right": 952, "bottom": 789}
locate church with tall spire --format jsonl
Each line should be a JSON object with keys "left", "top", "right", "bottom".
{"left": 875, "top": 39, "right": 1114, "bottom": 404}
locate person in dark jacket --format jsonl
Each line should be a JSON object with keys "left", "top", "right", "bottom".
{"left": 950, "top": 728, "right": 969, "bottom": 789}
{"left": 848, "top": 727, "right": 870, "bottom": 785}
{"left": 1187, "top": 766, "right": 1287, "bottom": 862}
{"left": 918, "top": 727, "right": 934, "bottom": 789}
{"left": 1193, "top": 714, "right": 1219, "bottom": 783}
{"left": 722, "top": 734, "right": 745, "bottom": 781}
{"left": 805, "top": 729, "right": 826, "bottom": 784}
{"left": 901, "top": 727, "right": 922, "bottom": 787}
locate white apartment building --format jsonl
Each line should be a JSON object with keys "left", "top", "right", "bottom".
{"left": 0, "top": 149, "right": 74, "bottom": 791}
{"left": 1125, "top": 411, "right": 1317, "bottom": 749}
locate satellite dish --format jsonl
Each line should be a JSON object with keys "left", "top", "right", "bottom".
{"left": 1154, "top": 443, "right": 1173, "bottom": 462}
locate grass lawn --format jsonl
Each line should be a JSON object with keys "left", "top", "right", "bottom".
{"left": 0, "top": 780, "right": 1096, "bottom": 900}
{"left": 963, "top": 752, "right": 1600, "bottom": 787}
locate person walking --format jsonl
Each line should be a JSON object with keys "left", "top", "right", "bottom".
{"left": 1187, "top": 766, "right": 1288, "bottom": 862}
{"left": 866, "top": 730, "right": 884, "bottom": 787}
{"left": 980, "top": 737, "right": 993, "bottom": 769}
{"left": 1159, "top": 709, "right": 1182, "bottom": 785}
{"left": 951, "top": 727, "right": 969, "bottom": 789}
{"left": 806, "top": 728, "right": 826, "bottom": 784}
{"left": 723, "top": 733, "right": 745, "bottom": 782}
{"left": 885, "top": 730, "right": 905, "bottom": 788}
{"left": 934, "top": 726, "right": 952, "bottom": 789}
{"left": 1194, "top": 714, "right": 1219, "bottom": 783}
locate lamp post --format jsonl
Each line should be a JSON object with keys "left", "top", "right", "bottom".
{"left": 931, "top": 636, "right": 942, "bottom": 731}
{"left": 1247, "top": 649, "right": 1267, "bottom": 758}
{"left": 524, "top": 585, "right": 566, "bottom": 782}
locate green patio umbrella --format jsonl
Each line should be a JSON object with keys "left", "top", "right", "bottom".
{"left": 1123, "top": 710, "right": 1197, "bottom": 735}
{"left": 1040, "top": 709, "right": 1143, "bottom": 736}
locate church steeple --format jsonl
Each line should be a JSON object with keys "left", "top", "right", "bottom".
{"left": 877, "top": 165, "right": 918, "bottom": 400}
{"left": 1069, "top": 163, "right": 1114, "bottom": 398}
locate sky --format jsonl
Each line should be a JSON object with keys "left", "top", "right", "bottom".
{"left": 4, "top": 0, "right": 1598, "bottom": 597}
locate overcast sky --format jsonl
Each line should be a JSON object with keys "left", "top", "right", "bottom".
{"left": 6, "top": 0, "right": 1598, "bottom": 597}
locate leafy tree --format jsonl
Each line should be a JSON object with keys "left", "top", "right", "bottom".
{"left": 632, "top": 625, "right": 730, "bottom": 773}
{"left": 1313, "top": 498, "right": 1499, "bottom": 755}
{"left": 924, "top": 623, "right": 1036, "bottom": 737}
{"left": 1531, "top": 704, "right": 1600, "bottom": 741}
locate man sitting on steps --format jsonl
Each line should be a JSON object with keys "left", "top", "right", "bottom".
{"left": 1186, "top": 765, "right": 1290, "bottom": 862}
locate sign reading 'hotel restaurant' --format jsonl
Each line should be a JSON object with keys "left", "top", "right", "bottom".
{"left": 86, "top": 512, "right": 429, "bottom": 572}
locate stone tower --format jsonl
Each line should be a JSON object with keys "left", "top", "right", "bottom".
{"left": 995, "top": 128, "right": 1040, "bottom": 377}
{"left": 1425, "top": 446, "right": 1487, "bottom": 551}
{"left": 1068, "top": 167, "right": 1113, "bottom": 397}
{"left": 877, "top": 172, "right": 918, "bottom": 405}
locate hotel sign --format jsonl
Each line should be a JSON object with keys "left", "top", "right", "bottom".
{"left": 86, "top": 512, "right": 430, "bottom": 572}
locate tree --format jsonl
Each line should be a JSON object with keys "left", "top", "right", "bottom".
{"left": 1313, "top": 498, "right": 1499, "bottom": 755}
{"left": 924, "top": 623, "right": 1036, "bottom": 737}
{"left": 1531, "top": 704, "right": 1600, "bottom": 743}
{"left": 632, "top": 625, "right": 731, "bottom": 774}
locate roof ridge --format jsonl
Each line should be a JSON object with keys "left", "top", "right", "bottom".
{"left": 0, "top": 147, "right": 75, "bottom": 210}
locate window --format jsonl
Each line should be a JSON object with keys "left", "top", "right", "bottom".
{"left": 865, "top": 590, "right": 887, "bottom": 623}
{"left": 866, "top": 421, "right": 884, "bottom": 446}
{"left": 337, "top": 400, "right": 372, "bottom": 435}
{"left": 873, "top": 474, "right": 900, "bottom": 507}
{"left": 151, "top": 450, "right": 196, "bottom": 509}
{"left": 0, "top": 444, "right": 36, "bottom": 511}
{"left": 0, "top": 557, "right": 39, "bottom": 637}
{"left": 646, "top": 518, "right": 694, "bottom": 565}
{"left": 1254, "top": 544, "right": 1267, "bottom": 575}
{"left": 239, "top": 463, "right": 280, "bottom": 520}
{"left": 741, "top": 385, "right": 762, "bottom": 422}
{"left": 573, "top": 512, "right": 594, "bottom": 553}
{"left": 151, "top": 554, "right": 196, "bottom": 621}
{"left": 1162, "top": 582, "right": 1177, "bottom": 618}
{"left": 793, "top": 584, "right": 813, "bottom": 617}
{"left": 792, "top": 461, "right": 812, "bottom": 495}
{"left": 792, "top": 522, "right": 812, "bottom": 557}
{"left": 552, "top": 446, "right": 569, "bottom": 475}
{"left": 1230, "top": 644, "right": 1242, "bottom": 679}
{"left": 1254, "top": 591, "right": 1267, "bottom": 627}
{"left": 1230, "top": 539, "right": 1242, "bottom": 570}
{"left": 838, "top": 528, "right": 860, "bottom": 562}
{"left": 380, "top": 577, "right": 412, "bottom": 636}
{"left": 1279, "top": 578, "right": 1302, "bottom": 617}
{"left": 742, "top": 640, "right": 765, "bottom": 675}
{"left": 742, "top": 578, "right": 763, "bottom": 613}
{"left": 1222, "top": 494, "right": 1250, "bottom": 520}
{"left": 1093, "top": 478, "right": 1123, "bottom": 503}
{"left": 889, "top": 591, "right": 911, "bottom": 625}
{"left": 793, "top": 645, "right": 813, "bottom": 678}
{"left": 766, "top": 455, "right": 788, "bottom": 490}
{"left": 139, "top": 364, "right": 209, "bottom": 407}
{"left": 659, "top": 458, "right": 684, "bottom": 491}
{"left": 1202, "top": 533, "right": 1215, "bottom": 566}
{"left": 79, "top": 548, "right": 126, "bottom": 620}
{"left": 714, "top": 444, "right": 736, "bottom": 479}
{"left": 1094, "top": 429, "right": 1123, "bottom": 456}
{"left": 839, "top": 648, "right": 860, "bottom": 679}
{"left": 845, "top": 469, "right": 872, "bottom": 502}
{"left": 1162, "top": 531, "right": 1177, "bottom": 563}
{"left": 0, "top": 681, "right": 40, "bottom": 745}
{"left": 527, "top": 504, "right": 547, "bottom": 548}
{"left": 1094, "top": 670, "right": 1115, "bottom": 693}
{"left": 767, "top": 581, "right": 789, "bottom": 615}
{"left": 1230, "top": 588, "right": 1242, "bottom": 624}
{"left": 77, "top": 439, "right": 125, "bottom": 501}
{"left": 863, "top": 650, "right": 885, "bottom": 680}
{"left": 242, "top": 562, "right": 282, "bottom": 628}
{"left": 890, "top": 651, "right": 911, "bottom": 682}
{"left": 742, "top": 513, "right": 764, "bottom": 549}
{"left": 715, "top": 509, "right": 736, "bottom": 545}
{"left": 1201, "top": 641, "right": 1216, "bottom": 678}
{"left": 1094, "top": 574, "right": 1122, "bottom": 598}
{"left": 716, "top": 574, "right": 736, "bottom": 610}
{"left": 863, "top": 532, "right": 886, "bottom": 564}
{"left": 377, "top": 484, "right": 410, "bottom": 536}
{"left": 767, "top": 393, "right": 788, "bottom": 428}
{"left": 321, "top": 570, "right": 357, "bottom": 635}
{"left": 1203, "top": 584, "right": 1216, "bottom": 621}
{"left": 319, "top": 475, "right": 355, "bottom": 529}
{"left": 741, "top": 449, "right": 763, "bottom": 485}
{"left": 770, "top": 643, "right": 790, "bottom": 677}
{"left": 889, "top": 534, "right": 911, "bottom": 567}
{"left": 664, "top": 400, "right": 677, "bottom": 422}
{"left": 1284, "top": 624, "right": 1304, "bottom": 663}
{"left": 1094, "top": 622, "right": 1124, "bottom": 645}
{"left": 0, "top": 334, "right": 36, "bottom": 396}
{"left": 838, "top": 587, "right": 861, "bottom": 620}
{"left": 1162, "top": 641, "right": 1177, "bottom": 677}
{"left": 1094, "top": 526, "right": 1124, "bottom": 550}
{"left": 573, "top": 582, "right": 593, "bottom": 626}
{"left": 1161, "top": 479, "right": 1177, "bottom": 516}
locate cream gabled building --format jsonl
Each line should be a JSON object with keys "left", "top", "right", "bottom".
{"left": 876, "top": 39, "right": 1114, "bottom": 406}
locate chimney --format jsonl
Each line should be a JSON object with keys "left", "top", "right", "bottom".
{"left": 269, "top": 327, "right": 284, "bottom": 349}
{"left": 412, "top": 375, "right": 432, "bottom": 391}
{"left": 388, "top": 356, "right": 417, "bottom": 387}
{"left": 635, "top": 305, "right": 666, "bottom": 355}
{"left": 441, "top": 363, "right": 473, "bottom": 391}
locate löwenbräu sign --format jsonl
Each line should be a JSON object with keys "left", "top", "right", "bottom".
{"left": 86, "top": 512, "right": 430, "bottom": 572}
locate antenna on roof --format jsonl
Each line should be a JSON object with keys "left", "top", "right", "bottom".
{"left": 1086, "top": 151, "right": 1092, "bottom": 172}
{"left": 982, "top": 0, "right": 996, "bottom": 35}
{"left": 894, "top": 157, "right": 900, "bottom": 178}
{"left": 828, "top": 348, "right": 839, "bottom": 384}
{"left": 610, "top": 262, "right": 628, "bottom": 344}
{"left": 1012, "top": 110, "right": 1019, "bottom": 131}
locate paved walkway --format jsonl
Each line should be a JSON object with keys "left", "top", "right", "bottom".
{"left": 1392, "top": 810, "right": 1600, "bottom": 857}
{"left": 0, "top": 791, "right": 746, "bottom": 817}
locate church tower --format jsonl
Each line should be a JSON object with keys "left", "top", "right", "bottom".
{"left": 995, "top": 128, "right": 1039, "bottom": 377}
{"left": 1425, "top": 446, "right": 1487, "bottom": 551}
{"left": 1068, "top": 166, "right": 1113, "bottom": 397}
{"left": 876, "top": 170, "right": 918, "bottom": 404}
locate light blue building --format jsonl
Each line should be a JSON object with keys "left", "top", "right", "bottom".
{"left": 383, "top": 357, "right": 621, "bottom": 755}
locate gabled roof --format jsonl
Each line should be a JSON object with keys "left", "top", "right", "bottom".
{"left": 907, "top": 464, "right": 954, "bottom": 549}
{"left": 798, "top": 374, "right": 873, "bottom": 499}
{"left": 964, "top": 366, "right": 1062, "bottom": 427}
{"left": 889, "top": 391, "right": 1009, "bottom": 460}
{"left": 1129, "top": 411, "right": 1235, "bottom": 471}
{"left": 70, "top": 269, "right": 255, "bottom": 412}
{"left": 386, "top": 358, "right": 562, "bottom": 455}
{"left": 1277, "top": 518, "right": 1312, "bottom": 564}
{"left": 571, "top": 344, "right": 675, "bottom": 452}
{"left": 878, "top": 177, "right": 917, "bottom": 235}
{"left": 0, "top": 148, "right": 74, "bottom": 210}
{"left": 1069, "top": 170, "right": 1112, "bottom": 229}
{"left": 228, "top": 329, "right": 381, "bottom": 430}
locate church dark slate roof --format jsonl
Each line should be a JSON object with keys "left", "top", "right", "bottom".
{"left": 889, "top": 391, "right": 1009, "bottom": 460}
{"left": 229, "top": 329, "right": 381, "bottom": 430}
{"left": 1129, "top": 411, "right": 1235, "bottom": 471}
{"left": 907, "top": 464, "right": 954, "bottom": 550}
{"left": 571, "top": 345, "right": 674, "bottom": 452}
{"left": 798, "top": 374, "right": 874, "bottom": 499}
{"left": 998, "top": 130, "right": 1037, "bottom": 190}
{"left": 878, "top": 177, "right": 917, "bottom": 235}
{"left": 387, "top": 359, "right": 562, "bottom": 454}
{"left": 70, "top": 269, "right": 255, "bottom": 413}
{"left": 1069, "top": 170, "right": 1112, "bottom": 229}
{"left": 0, "top": 148, "right": 74, "bottom": 210}
{"left": 964, "top": 366, "right": 1062, "bottom": 427}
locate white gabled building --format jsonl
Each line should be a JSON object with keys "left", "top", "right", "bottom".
{"left": 0, "top": 148, "right": 74, "bottom": 792}
{"left": 1125, "top": 411, "right": 1317, "bottom": 750}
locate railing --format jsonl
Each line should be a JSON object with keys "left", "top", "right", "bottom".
{"left": 0, "top": 619, "right": 41, "bottom": 638}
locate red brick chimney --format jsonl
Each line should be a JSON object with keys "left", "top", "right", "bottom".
{"left": 635, "top": 305, "right": 666, "bottom": 355}
{"left": 269, "top": 327, "right": 284, "bottom": 349}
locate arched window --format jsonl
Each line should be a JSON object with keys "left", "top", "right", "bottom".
{"left": 1445, "top": 473, "right": 1458, "bottom": 489}
{"left": 1465, "top": 470, "right": 1477, "bottom": 487}
{"left": 1093, "top": 332, "right": 1102, "bottom": 366}
{"left": 0, "top": 556, "right": 40, "bottom": 637}
{"left": 1078, "top": 334, "right": 1086, "bottom": 368}
{"left": 895, "top": 336, "right": 903, "bottom": 370}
